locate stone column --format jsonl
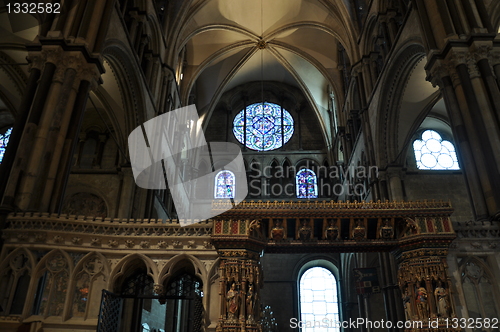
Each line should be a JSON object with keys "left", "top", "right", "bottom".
{"left": 415, "top": 0, "right": 500, "bottom": 222}
{"left": 427, "top": 45, "right": 500, "bottom": 221}
{"left": 386, "top": 167, "right": 404, "bottom": 201}
{"left": 117, "top": 167, "right": 136, "bottom": 218}
{"left": 2, "top": 46, "right": 101, "bottom": 212}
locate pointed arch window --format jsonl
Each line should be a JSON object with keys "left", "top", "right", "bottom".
{"left": 72, "top": 256, "right": 107, "bottom": 319}
{"left": 32, "top": 253, "right": 70, "bottom": 317}
{"left": 296, "top": 169, "right": 318, "bottom": 199}
{"left": 413, "top": 130, "right": 460, "bottom": 170}
{"left": 0, "top": 127, "right": 12, "bottom": 163}
{"left": 0, "top": 250, "right": 31, "bottom": 315}
{"left": 215, "top": 170, "right": 235, "bottom": 199}
{"left": 461, "top": 259, "right": 499, "bottom": 320}
{"left": 299, "top": 267, "right": 339, "bottom": 331}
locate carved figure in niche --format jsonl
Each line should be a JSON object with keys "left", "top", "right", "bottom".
{"left": 380, "top": 218, "right": 394, "bottom": 239}
{"left": 62, "top": 192, "right": 107, "bottom": 218}
{"left": 227, "top": 283, "right": 239, "bottom": 320}
{"left": 402, "top": 288, "right": 413, "bottom": 321}
{"left": 246, "top": 284, "right": 256, "bottom": 322}
{"left": 434, "top": 281, "right": 450, "bottom": 318}
{"left": 352, "top": 219, "right": 365, "bottom": 241}
{"left": 270, "top": 219, "right": 285, "bottom": 241}
{"left": 325, "top": 218, "right": 339, "bottom": 241}
{"left": 297, "top": 219, "right": 312, "bottom": 241}
{"left": 415, "top": 287, "right": 429, "bottom": 320}
{"left": 248, "top": 219, "right": 264, "bottom": 239}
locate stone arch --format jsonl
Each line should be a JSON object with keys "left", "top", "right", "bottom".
{"left": 61, "top": 191, "right": 109, "bottom": 218}
{"left": 159, "top": 253, "right": 207, "bottom": 287}
{"left": 376, "top": 41, "right": 427, "bottom": 167}
{"left": 0, "top": 247, "right": 35, "bottom": 271}
{"left": 458, "top": 256, "right": 500, "bottom": 319}
{"left": 109, "top": 253, "right": 159, "bottom": 291}
{"left": 360, "top": 14, "right": 379, "bottom": 55}
{"left": 489, "top": 0, "right": 500, "bottom": 31}
{"left": 101, "top": 42, "right": 147, "bottom": 141}
{"left": 0, "top": 247, "right": 35, "bottom": 316}
{"left": 293, "top": 255, "right": 343, "bottom": 322}
{"left": 68, "top": 251, "right": 110, "bottom": 319}
{"left": 26, "top": 249, "right": 74, "bottom": 318}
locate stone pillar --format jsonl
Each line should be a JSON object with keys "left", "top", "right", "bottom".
{"left": 414, "top": 0, "right": 500, "bottom": 222}
{"left": 118, "top": 167, "right": 136, "bottom": 218}
{"left": 386, "top": 167, "right": 404, "bottom": 201}
{"left": 2, "top": 46, "right": 101, "bottom": 212}
{"left": 427, "top": 45, "right": 500, "bottom": 221}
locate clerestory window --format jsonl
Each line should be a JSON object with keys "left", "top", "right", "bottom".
{"left": 413, "top": 130, "right": 459, "bottom": 170}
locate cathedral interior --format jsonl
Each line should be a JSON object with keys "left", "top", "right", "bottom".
{"left": 0, "top": 0, "right": 500, "bottom": 331}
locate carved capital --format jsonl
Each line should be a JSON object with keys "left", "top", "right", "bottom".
{"left": 448, "top": 49, "right": 468, "bottom": 68}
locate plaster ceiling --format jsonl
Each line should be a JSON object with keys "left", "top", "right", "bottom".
{"left": 176, "top": 0, "right": 357, "bottom": 144}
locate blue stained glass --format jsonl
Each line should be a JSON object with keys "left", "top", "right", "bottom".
{"left": 0, "top": 128, "right": 12, "bottom": 164}
{"left": 233, "top": 102, "right": 294, "bottom": 151}
{"left": 215, "top": 170, "right": 235, "bottom": 199}
{"left": 296, "top": 169, "right": 318, "bottom": 199}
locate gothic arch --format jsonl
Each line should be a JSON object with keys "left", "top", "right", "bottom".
{"left": 0, "top": 247, "right": 35, "bottom": 317}
{"left": 159, "top": 253, "right": 207, "bottom": 286}
{"left": 68, "top": 251, "right": 110, "bottom": 319}
{"left": 376, "top": 41, "right": 427, "bottom": 167}
{"left": 109, "top": 253, "right": 159, "bottom": 291}
{"left": 0, "top": 247, "right": 35, "bottom": 271}
{"left": 101, "top": 42, "right": 147, "bottom": 141}
{"left": 25, "top": 249, "right": 74, "bottom": 319}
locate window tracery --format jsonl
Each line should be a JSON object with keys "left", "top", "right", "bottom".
{"left": 0, "top": 250, "right": 31, "bottom": 315}
{"left": 296, "top": 169, "right": 318, "bottom": 199}
{"left": 215, "top": 170, "right": 235, "bottom": 199}
{"left": 72, "top": 256, "right": 106, "bottom": 319}
{"left": 233, "top": 102, "right": 294, "bottom": 151}
{"left": 413, "top": 130, "right": 459, "bottom": 170}
{"left": 461, "top": 259, "right": 499, "bottom": 320}
{"left": 32, "top": 253, "right": 70, "bottom": 317}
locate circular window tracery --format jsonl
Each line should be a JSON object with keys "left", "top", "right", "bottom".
{"left": 413, "top": 130, "right": 460, "bottom": 170}
{"left": 233, "top": 102, "right": 294, "bottom": 151}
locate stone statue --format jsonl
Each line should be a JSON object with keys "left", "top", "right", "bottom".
{"left": 402, "top": 288, "right": 413, "bottom": 321}
{"left": 325, "top": 218, "right": 339, "bottom": 240}
{"left": 297, "top": 218, "right": 312, "bottom": 241}
{"left": 270, "top": 219, "right": 285, "bottom": 241}
{"left": 227, "top": 283, "right": 239, "bottom": 320}
{"left": 352, "top": 219, "right": 365, "bottom": 241}
{"left": 379, "top": 218, "right": 394, "bottom": 239}
{"left": 246, "top": 285, "right": 255, "bottom": 321}
{"left": 434, "top": 281, "right": 450, "bottom": 318}
{"left": 415, "top": 287, "right": 429, "bottom": 320}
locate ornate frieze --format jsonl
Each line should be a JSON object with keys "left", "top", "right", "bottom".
{"left": 3, "top": 212, "right": 213, "bottom": 251}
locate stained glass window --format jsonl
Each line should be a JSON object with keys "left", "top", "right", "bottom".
{"left": 296, "top": 169, "right": 318, "bottom": 199}
{"left": 215, "top": 170, "right": 235, "bottom": 199}
{"left": 0, "top": 127, "right": 12, "bottom": 163}
{"left": 233, "top": 102, "right": 294, "bottom": 151}
{"left": 299, "top": 267, "right": 339, "bottom": 331}
{"left": 413, "top": 130, "right": 459, "bottom": 170}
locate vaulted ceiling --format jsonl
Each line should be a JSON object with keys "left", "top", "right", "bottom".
{"left": 172, "top": 0, "right": 359, "bottom": 144}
